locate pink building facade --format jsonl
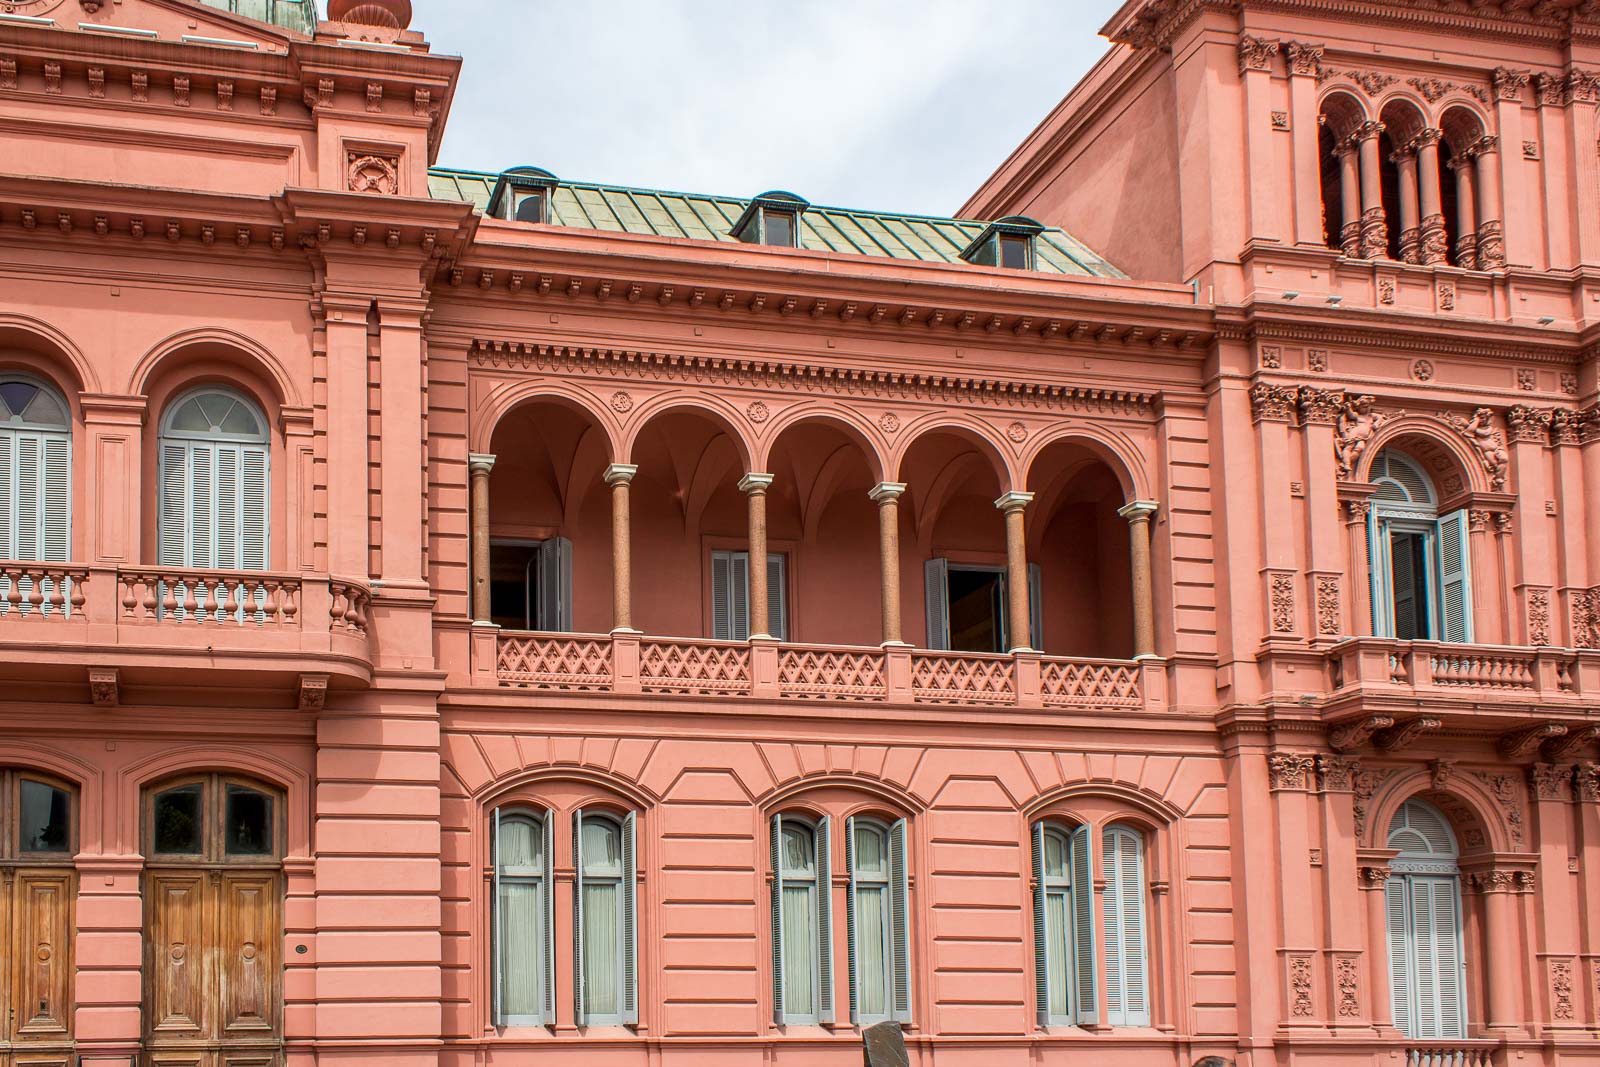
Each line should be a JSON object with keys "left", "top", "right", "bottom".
{"left": 2, "top": 1, "right": 1600, "bottom": 1065}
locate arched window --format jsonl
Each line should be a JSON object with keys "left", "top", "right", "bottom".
{"left": 845, "top": 816, "right": 911, "bottom": 1025}
{"left": 770, "top": 813, "right": 833, "bottom": 1025}
{"left": 492, "top": 809, "right": 552, "bottom": 1027}
{"left": 1100, "top": 824, "right": 1150, "bottom": 1027}
{"left": 572, "top": 810, "right": 638, "bottom": 1026}
{"left": 1031, "top": 821, "right": 1095, "bottom": 1027}
{"left": 158, "top": 388, "right": 270, "bottom": 573}
{"left": 0, "top": 377, "right": 72, "bottom": 614}
{"left": 1368, "top": 450, "right": 1472, "bottom": 642}
{"left": 1385, "top": 798, "right": 1467, "bottom": 1039}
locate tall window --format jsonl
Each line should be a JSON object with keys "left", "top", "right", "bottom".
{"left": 489, "top": 537, "right": 573, "bottom": 631}
{"left": 845, "top": 817, "right": 911, "bottom": 1025}
{"left": 711, "top": 549, "right": 788, "bottom": 641}
{"left": 925, "top": 559, "right": 1042, "bottom": 652}
{"left": 1100, "top": 825, "right": 1150, "bottom": 1026}
{"left": 0, "top": 377, "right": 71, "bottom": 614}
{"left": 572, "top": 810, "right": 638, "bottom": 1026}
{"left": 770, "top": 813, "right": 832, "bottom": 1025}
{"left": 1, "top": 770, "right": 75, "bottom": 1057}
{"left": 1032, "top": 822, "right": 1095, "bottom": 1026}
{"left": 1368, "top": 450, "right": 1472, "bottom": 642}
{"left": 158, "top": 388, "right": 270, "bottom": 573}
{"left": 1385, "top": 799, "right": 1467, "bottom": 1039}
{"left": 493, "top": 809, "right": 553, "bottom": 1026}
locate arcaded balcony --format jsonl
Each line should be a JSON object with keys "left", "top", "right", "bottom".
{"left": 465, "top": 398, "right": 1166, "bottom": 711}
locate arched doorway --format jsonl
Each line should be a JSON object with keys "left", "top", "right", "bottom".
{"left": 1385, "top": 797, "right": 1467, "bottom": 1039}
{"left": 1367, "top": 449, "right": 1472, "bottom": 642}
{"left": 0, "top": 768, "right": 75, "bottom": 1067}
{"left": 143, "top": 774, "right": 282, "bottom": 1067}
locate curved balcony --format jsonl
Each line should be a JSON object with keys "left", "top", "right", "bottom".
{"left": 484, "top": 629, "right": 1165, "bottom": 713}
{"left": 0, "top": 561, "right": 375, "bottom": 698}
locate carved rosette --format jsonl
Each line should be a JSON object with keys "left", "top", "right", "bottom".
{"left": 347, "top": 152, "right": 399, "bottom": 195}
{"left": 1268, "top": 753, "right": 1317, "bottom": 792}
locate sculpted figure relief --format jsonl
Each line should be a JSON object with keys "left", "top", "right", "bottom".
{"left": 1336, "top": 395, "right": 1387, "bottom": 480}
{"left": 1451, "top": 407, "right": 1509, "bottom": 490}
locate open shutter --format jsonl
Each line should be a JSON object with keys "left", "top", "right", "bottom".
{"left": 1368, "top": 510, "right": 1391, "bottom": 638}
{"left": 770, "top": 814, "right": 786, "bottom": 1025}
{"left": 1101, "top": 830, "right": 1125, "bottom": 1024}
{"left": 711, "top": 551, "right": 734, "bottom": 641}
{"left": 0, "top": 433, "right": 13, "bottom": 561}
{"left": 889, "top": 818, "right": 911, "bottom": 1023}
{"left": 924, "top": 558, "right": 950, "bottom": 649}
{"left": 540, "top": 536, "right": 573, "bottom": 631}
{"left": 571, "top": 808, "right": 586, "bottom": 1026}
{"left": 621, "top": 811, "right": 639, "bottom": 1026}
{"left": 845, "top": 816, "right": 860, "bottom": 1024}
{"left": 40, "top": 434, "right": 69, "bottom": 563}
{"left": 816, "top": 815, "right": 835, "bottom": 1023}
{"left": 1390, "top": 530, "right": 1417, "bottom": 640}
{"left": 241, "top": 444, "right": 268, "bottom": 571}
{"left": 1070, "top": 825, "right": 1098, "bottom": 1025}
{"left": 731, "top": 552, "right": 750, "bottom": 641}
{"left": 1437, "top": 510, "right": 1473, "bottom": 644}
{"left": 492, "top": 808, "right": 503, "bottom": 1025}
{"left": 1032, "top": 822, "right": 1050, "bottom": 1027}
{"left": 1428, "top": 880, "right": 1465, "bottom": 1038}
{"left": 542, "top": 814, "right": 556, "bottom": 1025}
{"left": 159, "top": 443, "right": 189, "bottom": 567}
{"left": 1028, "top": 561, "right": 1043, "bottom": 651}
{"left": 767, "top": 553, "right": 787, "bottom": 641}
{"left": 1386, "top": 877, "right": 1412, "bottom": 1036}
{"left": 1102, "top": 828, "right": 1149, "bottom": 1026}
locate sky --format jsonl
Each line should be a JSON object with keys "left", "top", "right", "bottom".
{"left": 418, "top": 0, "right": 1125, "bottom": 219}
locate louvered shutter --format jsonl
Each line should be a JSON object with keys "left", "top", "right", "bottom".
{"left": 889, "top": 818, "right": 911, "bottom": 1023}
{"left": 845, "top": 816, "right": 860, "bottom": 1023}
{"left": 770, "top": 814, "right": 785, "bottom": 1025}
{"left": 1386, "top": 877, "right": 1412, "bottom": 1035}
{"left": 240, "top": 444, "right": 268, "bottom": 571}
{"left": 1102, "top": 827, "right": 1149, "bottom": 1026}
{"left": 190, "top": 444, "right": 215, "bottom": 568}
{"left": 767, "top": 553, "right": 787, "bottom": 641}
{"left": 572, "top": 808, "right": 586, "bottom": 1026}
{"left": 1070, "top": 825, "right": 1098, "bottom": 1025}
{"left": 159, "top": 443, "right": 189, "bottom": 567}
{"left": 540, "top": 536, "right": 573, "bottom": 631}
{"left": 1390, "top": 529, "right": 1417, "bottom": 640}
{"left": 492, "top": 808, "right": 504, "bottom": 1024}
{"left": 0, "top": 433, "right": 13, "bottom": 562}
{"left": 1027, "top": 562, "right": 1043, "bottom": 651}
{"left": 730, "top": 552, "right": 750, "bottom": 641}
{"left": 1428, "top": 879, "right": 1465, "bottom": 1038}
{"left": 1437, "top": 510, "right": 1473, "bottom": 644}
{"left": 542, "top": 814, "right": 556, "bottom": 1024}
{"left": 712, "top": 551, "right": 734, "bottom": 641}
{"left": 1407, "top": 876, "right": 1465, "bottom": 1039}
{"left": 1031, "top": 822, "right": 1050, "bottom": 1027}
{"left": 216, "top": 445, "right": 240, "bottom": 570}
{"left": 1368, "top": 509, "right": 1390, "bottom": 638}
{"left": 924, "top": 558, "right": 950, "bottom": 649}
{"left": 41, "top": 435, "right": 69, "bottom": 560}
{"left": 816, "top": 815, "right": 834, "bottom": 1024}
{"left": 622, "top": 811, "right": 639, "bottom": 1026}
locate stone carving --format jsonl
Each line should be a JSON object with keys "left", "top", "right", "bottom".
{"left": 1430, "top": 759, "right": 1456, "bottom": 791}
{"left": 1576, "top": 763, "right": 1600, "bottom": 802}
{"left": 1438, "top": 281, "right": 1455, "bottom": 311}
{"left": 1316, "top": 575, "right": 1340, "bottom": 636}
{"left": 1565, "top": 69, "right": 1600, "bottom": 106}
{"left": 609, "top": 391, "right": 633, "bottom": 413}
{"left": 1261, "top": 345, "right": 1282, "bottom": 369}
{"left": 1544, "top": 726, "right": 1600, "bottom": 762}
{"left": 1530, "top": 763, "right": 1571, "bottom": 802}
{"left": 1560, "top": 374, "right": 1578, "bottom": 397}
{"left": 1412, "top": 359, "right": 1435, "bottom": 382}
{"left": 171, "top": 74, "right": 189, "bottom": 107}
{"left": 1516, "top": 369, "right": 1537, "bottom": 392}
{"left": 1317, "top": 755, "right": 1360, "bottom": 792}
{"left": 88, "top": 668, "right": 118, "bottom": 707}
{"left": 1493, "top": 67, "right": 1531, "bottom": 102}
{"left": 1251, "top": 383, "right": 1297, "bottom": 423}
{"left": 1450, "top": 408, "right": 1509, "bottom": 490}
{"left": 1475, "top": 771, "right": 1525, "bottom": 847}
{"left": 1358, "top": 863, "right": 1392, "bottom": 889}
{"left": 1528, "top": 588, "right": 1552, "bottom": 646}
{"left": 1268, "top": 753, "right": 1317, "bottom": 791}
{"left": 1375, "top": 717, "right": 1442, "bottom": 752}
{"left": 1336, "top": 956, "right": 1360, "bottom": 1018}
{"left": 1574, "top": 588, "right": 1600, "bottom": 649}
{"left": 1552, "top": 959, "right": 1575, "bottom": 1021}
{"left": 1238, "top": 34, "right": 1280, "bottom": 73}
{"left": 1330, "top": 716, "right": 1392, "bottom": 752}
{"left": 1378, "top": 277, "right": 1396, "bottom": 305}
{"left": 1270, "top": 572, "right": 1296, "bottom": 633}
{"left": 1298, "top": 387, "right": 1344, "bottom": 425}
{"left": 878, "top": 413, "right": 900, "bottom": 434}
{"left": 1407, "top": 76, "right": 1489, "bottom": 105}
{"left": 1420, "top": 215, "right": 1449, "bottom": 266}
{"left": 1006, "top": 421, "right": 1028, "bottom": 443}
{"left": 745, "top": 401, "right": 770, "bottom": 424}
{"left": 1478, "top": 220, "right": 1507, "bottom": 270}
{"left": 1335, "top": 396, "right": 1387, "bottom": 479}
{"left": 1322, "top": 69, "right": 1399, "bottom": 95}
{"left": 1360, "top": 205, "right": 1388, "bottom": 261}
{"left": 1551, "top": 408, "right": 1580, "bottom": 443}
{"left": 1286, "top": 41, "right": 1324, "bottom": 77}
{"left": 347, "top": 152, "right": 399, "bottom": 196}
{"left": 1308, "top": 349, "right": 1328, "bottom": 374}
{"left": 1289, "top": 954, "right": 1314, "bottom": 1017}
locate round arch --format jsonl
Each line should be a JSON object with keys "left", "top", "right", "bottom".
{"left": 130, "top": 328, "right": 301, "bottom": 410}
{"left": 754, "top": 405, "right": 889, "bottom": 484}
{"left": 473, "top": 765, "right": 660, "bottom": 811}
{"left": 758, "top": 772, "right": 927, "bottom": 818}
{"left": 469, "top": 379, "right": 622, "bottom": 460}
{"left": 1365, "top": 771, "right": 1508, "bottom": 855}
{"left": 1022, "top": 781, "right": 1184, "bottom": 826}
{"left": 1317, "top": 88, "right": 1370, "bottom": 139}
{"left": 1377, "top": 94, "right": 1431, "bottom": 143}
{"left": 620, "top": 392, "right": 756, "bottom": 473}
{"left": 1359, "top": 416, "right": 1487, "bottom": 497}
{"left": 116, "top": 746, "right": 313, "bottom": 857}
{"left": 1019, "top": 425, "right": 1148, "bottom": 501}
{"left": 1439, "top": 104, "right": 1490, "bottom": 155}
{"left": 888, "top": 411, "right": 1017, "bottom": 489}
{"left": 0, "top": 314, "right": 100, "bottom": 395}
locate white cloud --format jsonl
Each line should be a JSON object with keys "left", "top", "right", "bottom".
{"left": 420, "top": 0, "right": 1122, "bottom": 217}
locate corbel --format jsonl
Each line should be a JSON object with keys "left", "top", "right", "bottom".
{"left": 88, "top": 668, "right": 119, "bottom": 708}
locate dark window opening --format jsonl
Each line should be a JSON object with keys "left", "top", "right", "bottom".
{"left": 947, "top": 567, "right": 1006, "bottom": 654}
{"left": 490, "top": 541, "right": 542, "bottom": 630}
{"left": 999, "top": 235, "right": 1031, "bottom": 270}
{"left": 153, "top": 784, "right": 204, "bottom": 855}
{"left": 1439, "top": 141, "right": 1463, "bottom": 266}
{"left": 1319, "top": 124, "right": 1342, "bottom": 249}
{"left": 515, "top": 192, "right": 546, "bottom": 224}
{"left": 1380, "top": 130, "right": 1403, "bottom": 261}
{"left": 19, "top": 779, "right": 70, "bottom": 853}
{"left": 1390, "top": 530, "right": 1432, "bottom": 641}
{"left": 764, "top": 209, "right": 796, "bottom": 248}
{"left": 225, "top": 785, "right": 274, "bottom": 856}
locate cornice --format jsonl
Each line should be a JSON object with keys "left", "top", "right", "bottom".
{"left": 1241, "top": 308, "right": 1582, "bottom": 366}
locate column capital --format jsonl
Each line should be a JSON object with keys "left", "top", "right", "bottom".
{"left": 1118, "top": 499, "right": 1159, "bottom": 522}
{"left": 468, "top": 452, "right": 496, "bottom": 475}
{"left": 738, "top": 472, "right": 774, "bottom": 494}
{"left": 604, "top": 463, "right": 638, "bottom": 487}
{"left": 994, "top": 490, "right": 1034, "bottom": 512}
{"left": 869, "top": 481, "right": 907, "bottom": 503}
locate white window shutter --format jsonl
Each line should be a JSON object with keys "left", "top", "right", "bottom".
{"left": 1070, "top": 825, "right": 1098, "bottom": 1025}
{"left": 845, "top": 816, "right": 860, "bottom": 1024}
{"left": 1437, "top": 510, "right": 1473, "bottom": 644}
{"left": 0, "top": 433, "right": 13, "bottom": 561}
{"left": 241, "top": 445, "right": 269, "bottom": 571}
{"left": 889, "top": 818, "right": 911, "bottom": 1023}
{"left": 1385, "top": 877, "right": 1412, "bottom": 1036}
{"left": 41, "top": 434, "right": 69, "bottom": 564}
{"left": 190, "top": 443, "right": 215, "bottom": 569}
{"left": 1028, "top": 561, "right": 1043, "bottom": 651}
{"left": 14, "top": 434, "right": 39, "bottom": 562}
{"left": 924, "top": 558, "right": 950, "bottom": 649}
{"left": 1031, "top": 822, "right": 1050, "bottom": 1027}
{"left": 622, "top": 811, "right": 639, "bottom": 1026}
{"left": 1368, "top": 510, "right": 1391, "bottom": 638}
{"left": 159, "top": 442, "right": 189, "bottom": 567}
{"left": 571, "top": 808, "right": 586, "bottom": 1026}
{"left": 1101, "top": 827, "right": 1149, "bottom": 1026}
{"left": 540, "top": 536, "right": 573, "bottom": 631}
{"left": 731, "top": 552, "right": 750, "bottom": 641}
{"left": 711, "top": 550, "right": 734, "bottom": 641}
{"left": 770, "top": 814, "right": 786, "bottom": 1025}
{"left": 767, "top": 553, "right": 787, "bottom": 641}
{"left": 216, "top": 445, "right": 240, "bottom": 570}
{"left": 815, "top": 815, "right": 834, "bottom": 1024}
{"left": 542, "top": 813, "right": 556, "bottom": 1024}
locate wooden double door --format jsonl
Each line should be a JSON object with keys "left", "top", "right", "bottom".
{"left": 0, "top": 867, "right": 74, "bottom": 1067}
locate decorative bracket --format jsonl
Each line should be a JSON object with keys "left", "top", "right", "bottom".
{"left": 1499, "top": 723, "right": 1567, "bottom": 759}
{"left": 1545, "top": 725, "right": 1600, "bottom": 761}
{"left": 298, "top": 673, "right": 330, "bottom": 712}
{"left": 88, "top": 668, "right": 119, "bottom": 708}
{"left": 1329, "top": 714, "right": 1395, "bottom": 752}
{"left": 1374, "top": 716, "right": 1442, "bottom": 752}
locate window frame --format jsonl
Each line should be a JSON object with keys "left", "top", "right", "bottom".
{"left": 143, "top": 772, "right": 282, "bottom": 867}
{"left": 1, "top": 769, "right": 77, "bottom": 863}
{"left": 770, "top": 811, "right": 832, "bottom": 1027}
{"left": 845, "top": 816, "right": 897, "bottom": 1025}
{"left": 492, "top": 806, "right": 554, "bottom": 1029}
{"left": 572, "top": 809, "right": 636, "bottom": 1028}
{"left": 1385, "top": 798, "right": 1469, "bottom": 1040}
{"left": 0, "top": 373, "right": 73, "bottom": 571}
{"left": 156, "top": 386, "right": 272, "bottom": 575}
{"left": 1099, "top": 823, "right": 1151, "bottom": 1027}
{"left": 710, "top": 547, "right": 789, "bottom": 641}
{"left": 1032, "top": 819, "right": 1096, "bottom": 1028}
{"left": 1368, "top": 450, "right": 1473, "bottom": 644}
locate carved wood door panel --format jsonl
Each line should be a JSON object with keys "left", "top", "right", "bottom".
{"left": 0, "top": 868, "right": 75, "bottom": 1067}
{"left": 217, "top": 874, "right": 278, "bottom": 1043}
{"left": 145, "top": 871, "right": 210, "bottom": 1046}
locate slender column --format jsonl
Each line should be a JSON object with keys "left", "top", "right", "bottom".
{"left": 1359, "top": 863, "right": 1397, "bottom": 1031}
{"left": 1473, "top": 136, "right": 1507, "bottom": 269}
{"left": 740, "top": 473, "right": 774, "bottom": 639}
{"left": 1356, "top": 121, "right": 1388, "bottom": 259}
{"left": 1342, "top": 500, "right": 1373, "bottom": 636}
{"left": 1119, "top": 500, "right": 1159, "bottom": 658}
{"left": 995, "top": 491, "right": 1034, "bottom": 652}
{"left": 1393, "top": 144, "right": 1421, "bottom": 263}
{"left": 1414, "top": 129, "right": 1448, "bottom": 265}
{"left": 1479, "top": 871, "right": 1521, "bottom": 1030}
{"left": 1336, "top": 141, "right": 1363, "bottom": 257}
{"left": 469, "top": 453, "right": 495, "bottom": 624}
{"left": 1451, "top": 155, "right": 1481, "bottom": 269}
{"left": 605, "top": 464, "right": 638, "bottom": 632}
{"left": 870, "top": 482, "right": 907, "bottom": 645}
{"left": 1468, "top": 511, "right": 1504, "bottom": 644}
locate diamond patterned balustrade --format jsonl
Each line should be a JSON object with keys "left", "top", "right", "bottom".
{"left": 777, "top": 647, "right": 887, "bottom": 701}
{"left": 1039, "top": 658, "right": 1143, "bottom": 708}
{"left": 497, "top": 635, "right": 614, "bottom": 690}
{"left": 639, "top": 638, "right": 752, "bottom": 695}
{"left": 911, "top": 652, "right": 1016, "bottom": 705}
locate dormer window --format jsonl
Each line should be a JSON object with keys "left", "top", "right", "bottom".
{"left": 732, "top": 191, "right": 809, "bottom": 248}
{"left": 961, "top": 216, "right": 1046, "bottom": 271}
{"left": 488, "top": 166, "right": 558, "bottom": 225}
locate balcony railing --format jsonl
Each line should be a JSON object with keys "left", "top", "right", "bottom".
{"left": 1404, "top": 1044, "right": 1498, "bottom": 1067}
{"left": 489, "top": 630, "right": 1165, "bottom": 711}
{"left": 1330, "top": 637, "right": 1599, "bottom": 702}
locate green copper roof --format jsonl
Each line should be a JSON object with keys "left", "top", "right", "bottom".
{"left": 194, "top": 0, "right": 317, "bottom": 34}
{"left": 428, "top": 167, "right": 1124, "bottom": 279}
